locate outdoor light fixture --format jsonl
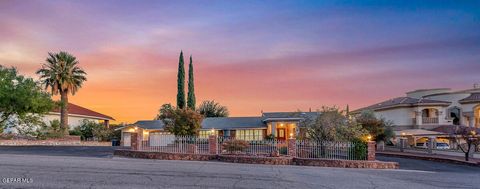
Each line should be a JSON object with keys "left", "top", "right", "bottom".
{"left": 210, "top": 128, "right": 215, "bottom": 135}
{"left": 367, "top": 135, "right": 372, "bottom": 141}
{"left": 289, "top": 133, "right": 293, "bottom": 139}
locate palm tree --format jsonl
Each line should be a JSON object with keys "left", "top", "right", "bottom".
{"left": 37, "top": 51, "right": 87, "bottom": 135}
{"left": 198, "top": 100, "right": 229, "bottom": 117}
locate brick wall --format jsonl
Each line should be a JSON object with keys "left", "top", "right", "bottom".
{"left": 114, "top": 149, "right": 399, "bottom": 169}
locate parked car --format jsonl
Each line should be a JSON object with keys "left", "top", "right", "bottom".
{"left": 415, "top": 142, "right": 450, "bottom": 150}
{"left": 436, "top": 143, "right": 450, "bottom": 150}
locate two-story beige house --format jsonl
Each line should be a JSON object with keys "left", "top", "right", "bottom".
{"left": 352, "top": 85, "right": 480, "bottom": 146}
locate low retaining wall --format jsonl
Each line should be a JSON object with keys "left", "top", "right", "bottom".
{"left": 218, "top": 155, "right": 293, "bottom": 165}
{"left": 114, "top": 149, "right": 217, "bottom": 161}
{"left": 115, "top": 149, "right": 398, "bottom": 169}
{"left": 293, "top": 158, "right": 399, "bottom": 169}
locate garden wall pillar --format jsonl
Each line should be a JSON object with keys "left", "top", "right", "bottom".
{"left": 399, "top": 138, "right": 407, "bottom": 152}
{"left": 131, "top": 133, "right": 139, "bottom": 151}
{"left": 367, "top": 141, "right": 376, "bottom": 161}
{"left": 287, "top": 138, "right": 296, "bottom": 156}
{"left": 208, "top": 135, "right": 217, "bottom": 154}
{"left": 427, "top": 137, "right": 436, "bottom": 154}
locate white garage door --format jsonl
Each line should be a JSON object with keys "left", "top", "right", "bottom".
{"left": 149, "top": 132, "right": 175, "bottom": 147}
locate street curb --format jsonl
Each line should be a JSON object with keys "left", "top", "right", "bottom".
{"left": 377, "top": 152, "right": 480, "bottom": 167}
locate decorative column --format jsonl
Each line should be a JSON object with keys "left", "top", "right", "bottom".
{"left": 287, "top": 138, "right": 296, "bottom": 156}
{"left": 469, "top": 117, "right": 475, "bottom": 127}
{"left": 399, "top": 138, "right": 406, "bottom": 152}
{"left": 208, "top": 135, "right": 217, "bottom": 154}
{"left": 367, "top": 141, "right": 376, "bottom": 161}
{"left": 427, "top": 137, "right": 436, "bottom": 154}
{"left": 137, "top": 128, "right": 144, "bottom": 150}
{"left": 131, "top": 133, "right": 139, "bottom": 151}
{"left": 271, "top": 122, "right": 277, "bottom": 138}
{"left": 415, "top": 111, "right": 422, "bottom": 128}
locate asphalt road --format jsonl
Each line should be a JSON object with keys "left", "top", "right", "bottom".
{"left": 0, "top": 146, "right": 479, "bottom": 189}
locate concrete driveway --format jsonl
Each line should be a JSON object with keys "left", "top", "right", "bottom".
{"left": 0, "top": 146, "right": 479, "bottom": 188}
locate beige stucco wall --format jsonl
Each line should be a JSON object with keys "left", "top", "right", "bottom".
{"left": 374, "top": 108, "right": 414, "bottom": 126}
{"left": 42, "top": 114, "right": 104, "bottom": 129}
{"left": 4, "top": 113, "right": 106, "bottom": 134}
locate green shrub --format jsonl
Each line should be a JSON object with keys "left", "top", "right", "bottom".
{"left": 350, "top": 139, "right": 367, "bottom": 160}
{"left": 36, "top": 120, "right": 66, "bottom": 140}
{"left": 222, "top": 139, "right": 249, "bottom": 153}
{"left": 73, "top": 120, "right": 116, "bottom": 141}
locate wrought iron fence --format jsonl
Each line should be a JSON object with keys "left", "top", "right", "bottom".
{"left": 296, "top": 140, "right": 367, "bottom": 160}
{"left": 217, "top": 137, "right": 287, "bottom": 156}
{"left": 139, "top": 134, "right": 209, "bottom": 154}
{"left": 135, "top": 134, "right": 369, "bottom": 160}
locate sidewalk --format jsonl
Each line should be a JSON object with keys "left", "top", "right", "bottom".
{"left": 377, "top": 150, "right": 480, "bottom": 167}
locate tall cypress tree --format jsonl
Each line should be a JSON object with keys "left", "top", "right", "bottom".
{"left": 187, "top": 55, "right": 196, "bottom": 110}
{"left": 177, "top": 51, "right": 186, "bottom": 109}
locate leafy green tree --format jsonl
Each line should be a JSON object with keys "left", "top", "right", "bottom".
{"left": 0, "top": 66, "right": 54, "bottom": 131}
{"left": 355, "top": 110, "right": 394, "bottom": 142}
{"left": 36, "top": 51, "right": 87, "bottom": 135}
{"left": 163, "top": 108, "right": 203, "bottom": 136}
{"left": 187, "top": 55, "right": 196, "bottom": 110}
{"left": 176, "top": 51, "right": 186, "bottom": 109}
{"left": 155, "top": 103, "right": 174, "bottom": 120}
{"left": 303, "top": 106, "right": 367, "bottom": 142}
{"left": 155, "top": 103, "right": 203, "bottom": 136}
{"left": 198, "top": 100, "right": 229, "bottom": 117}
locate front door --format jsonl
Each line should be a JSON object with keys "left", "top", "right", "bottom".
{"left": 276, "top": 128, "right": 286, "bottom": 140}
{"left": 123, "top": 133, "right": 131, "bottom": 147}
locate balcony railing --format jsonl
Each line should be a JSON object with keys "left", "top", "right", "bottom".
{"left": 423, "top": 117, "right": 439, "bottom": 124}
{"left": 413, "top": 117, "right": 439, "bottom": 125}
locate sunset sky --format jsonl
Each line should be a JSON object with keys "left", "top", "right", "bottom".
{"left": 1, "top": 1, "right": 479, "bottom": 123}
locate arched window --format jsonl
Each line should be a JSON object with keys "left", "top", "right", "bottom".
{"left": 422, "top": 108, "right": 438, "bottom": 118}
{"left": 448, "top": 107, "right": 461, "bottom": 125}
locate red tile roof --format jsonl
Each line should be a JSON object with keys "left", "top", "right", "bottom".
{"left": 51, "top": 103, "right": 114, "bottom": 120}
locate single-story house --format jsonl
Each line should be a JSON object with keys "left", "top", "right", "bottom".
{"left": 4, "top": 103, "right": 114, "bottom": 134}
{"left": 117, "top": 111, "right": 318, "bottom": 147}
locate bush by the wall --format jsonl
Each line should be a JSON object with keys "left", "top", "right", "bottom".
{"left": 222, "top": 139, "right": 249, "bottom": 154}
{"left": 350, "top": 139, "right": 367, "bottom": 160}
{"left": 72, "top": 120, "right": 116, "bottom": 141}
{"left": 36, "top": 120, "right": 66, "bottom": 140}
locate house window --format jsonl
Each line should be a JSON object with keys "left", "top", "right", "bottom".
{"left": 199, "top": 130, "right": 219, "bottom": 138}
{"left": 236, "top": 129, "right": 264, "bottom": 141}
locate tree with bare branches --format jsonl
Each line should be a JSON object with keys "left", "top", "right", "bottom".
{"left": 452, "top": 126, "right": 479, "bottom": 161}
